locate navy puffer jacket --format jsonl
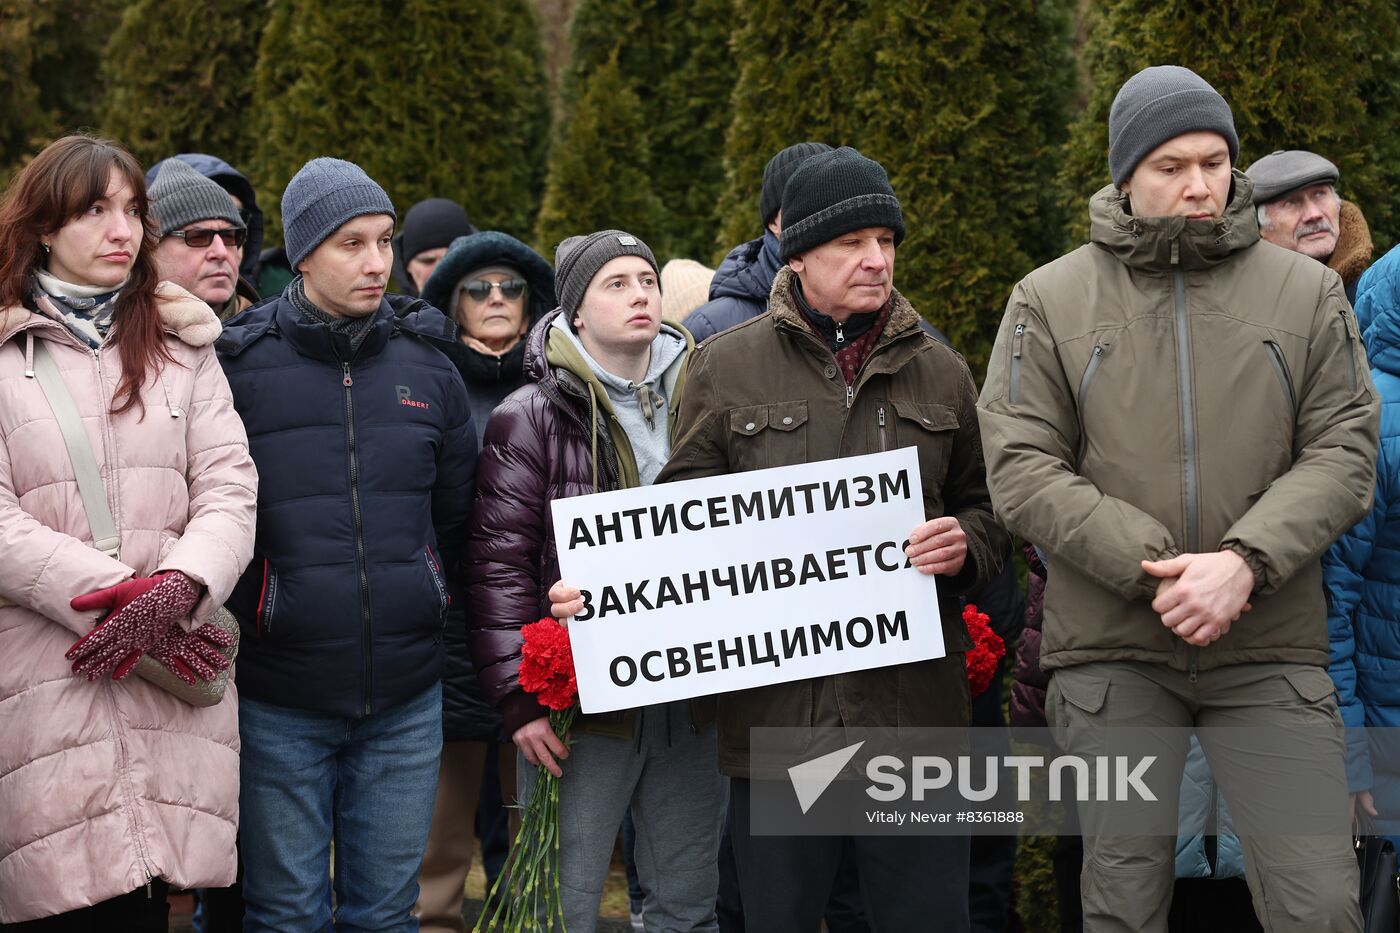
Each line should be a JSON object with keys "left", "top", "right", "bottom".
{"left": 217, "top": 293, "right": 476, "bottom": 717}
{"left": 683, "top": 232, "right": 781, "bottom": 343}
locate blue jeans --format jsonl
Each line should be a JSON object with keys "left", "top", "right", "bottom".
{"left": 239, "top": 684, "right": 443, "bottom": 933}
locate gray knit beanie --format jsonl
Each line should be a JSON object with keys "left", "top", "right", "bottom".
{"left": 149, "top": 158, "right": 244, "bottom": 237}
{"left": 281, "top": 157, "right": 396, "bottom": 268}
{"left": 779, "top": 147, "right": 904, "bottom": 261}
{"left": 1108, "top": 65, "right": 1239, "bottom": 188}
{"left": 1245, "top": 150, "right": 1340, "bottom": 204}
{"left": 553, "top": 230, "right": 659, "bottom": 322}
{"left": 760, "top": 142, "right": 833, "bottom": 228}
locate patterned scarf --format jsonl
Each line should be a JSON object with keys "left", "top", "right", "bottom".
{"left": 287, "top": 275, "right": 376, "bottom": 354}
{"left": 31, "top": 270, "right": 122, "bottom": 349}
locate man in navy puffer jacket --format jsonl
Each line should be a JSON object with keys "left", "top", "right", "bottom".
{"left": 217, "top": 158, "right": 476, "bottom": 933}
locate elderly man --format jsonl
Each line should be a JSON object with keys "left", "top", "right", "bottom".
{"left": 978, "top": 65, "right": 1379, "bottom": 932}
{"left": 148, "top": 158, "right": 252, "bottom": 321}
{"left": 553, "top": 146, "right": 1008, "bottom": 931}
{"left": 1248, "top": 149, "right": 1374, "bottom": 302}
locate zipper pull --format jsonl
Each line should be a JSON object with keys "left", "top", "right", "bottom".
{"left": 1013, "top": 322, "right": 1026, "bottom": 357}
{"left": 835, "top": 324, "right": 845, "bottom": 345}
{"left": 1170, "top": 238, "right": 1180, "bottom": 266}
{"left": 342, "top": 362, "right": 353, "bottom": 387}
{"left": 846, "top": 385, "right": 854, "bottom": 409}
{"left": 878, "top": 408, "right": 886, "bottom": 427}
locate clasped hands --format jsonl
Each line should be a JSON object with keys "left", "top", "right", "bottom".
{"left": 66, "top": 571, "right": 233, "bottom": 685}
{"left": 1141, "top": 550, "right": 1256, "bottom": 647}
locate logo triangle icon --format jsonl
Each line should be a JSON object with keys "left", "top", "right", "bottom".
{"left": 788, "top": 741, "right": 865, "bottom": 815}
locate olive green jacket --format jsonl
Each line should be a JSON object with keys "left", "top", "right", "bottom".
{"left": 977, "top": 171, "right": 1379, "bottom": 674}
{"left": 660, "top": 265, "right": 1009, "bottom": 777}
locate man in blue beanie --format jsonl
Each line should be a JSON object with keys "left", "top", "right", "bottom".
{"left": 217, "top": 157, "right": 477, "bottom": 932}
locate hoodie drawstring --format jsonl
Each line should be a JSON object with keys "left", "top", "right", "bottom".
{"left": 587, "top": 381, "right": 600, "bottom": 494}
{"left": 23, "top": 331, "right": 34, "bottom": 378}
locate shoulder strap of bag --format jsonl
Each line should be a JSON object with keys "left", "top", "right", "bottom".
{"left": 30, "top": 338, "right": 121, "bottom": 559}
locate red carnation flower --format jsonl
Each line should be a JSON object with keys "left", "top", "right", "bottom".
{"left": 519, "top": 618, "right": 579, "bottom": 711}
{"left": 963, "top": 603, "right": 1005, "bottom": 697}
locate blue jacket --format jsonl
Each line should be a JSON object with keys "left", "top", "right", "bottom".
{"left": 683, "top": 231, "right": 783, "bottom": 343}
{"left": 217, "top": 293, "right": 476, "bottom": 717}
{"left": 1327, "top": 243, "right": 1400, "bottom": 805}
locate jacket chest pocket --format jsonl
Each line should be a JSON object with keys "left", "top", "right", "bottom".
{"left": 888, "top": 399, "right": 958, "bottom": 486}
{"left": 728, "top": 401, "right": 809, "bottom": 472}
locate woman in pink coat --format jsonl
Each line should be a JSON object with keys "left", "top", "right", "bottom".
{"left": 0, "top": 135, "right": 257, "bottom": 928}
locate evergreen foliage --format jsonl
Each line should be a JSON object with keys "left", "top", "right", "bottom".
{"left": 0, "top": 0, "right": 122, "bottom": 183}
{"left": 538, "top": 0, "right": 736, "bottom": 261}
{"left": 99, "top": 0, "right": 268, "bottom": 168}
{"left": 249, "top": 0, "right": 550, "bottom": 245}
{"left": 534, "top": 56, "right": 666, "bottom": 256}
{"left": 716, "top": 0, "right": 1076, "bottom": 376}
{"left": 1061, "top": 0, "right": 1400, "bottom": 249}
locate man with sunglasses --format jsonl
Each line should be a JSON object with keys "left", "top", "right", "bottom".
{"left": 149, "top": 158, "right": 255, "bottom": 321}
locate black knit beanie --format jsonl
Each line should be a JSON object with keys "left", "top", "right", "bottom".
{"left": 401, "top": 198, "right": 476, "bottom": 261}
{"left": 779, "top": 147, "right": 904, "bottom": 261}
{"left": 759, "top": 142, "right": 833, "bottom": 228}
{"left": 553, "top": 229, "right": 659, "bottom": 323}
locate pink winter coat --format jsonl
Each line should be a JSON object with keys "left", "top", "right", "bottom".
{"left": 0, "top": 283, "right": 257, "bottom": 922}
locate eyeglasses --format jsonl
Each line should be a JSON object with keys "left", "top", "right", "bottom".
{"left": 167, "top": 227, "right": 246, "bottom": 249}
{"left": 462, "top": 278, "right": 526, "bottom": 301}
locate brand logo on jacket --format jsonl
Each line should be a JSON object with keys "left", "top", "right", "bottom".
{"left": 397, "top": 385, "right": 430, "bottom": 410}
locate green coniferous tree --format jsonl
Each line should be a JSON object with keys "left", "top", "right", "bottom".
{"left": 0, "top": 0, "right": 122, "bottom": 182}
{"left": 534, "top": 56, "right": 666, "bottom": 255}
{"left": 99, "top": 0, "right": 269, "bottom": 167}
{"left": 249, "top": 0, "right": 550, "bottom": 244}
{"left": 716, "top": 0, "right": 1076, "bottom": 375}
{"left": 538, "top": 0, "right": 736, "bottom": 261}
{"left": 1061, "top": 0, "right": 1400, "bottom": 248}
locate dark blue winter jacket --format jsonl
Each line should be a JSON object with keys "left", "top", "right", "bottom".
{"left": 683, "top": 232, "right": 783, "bottom": 343}
{"left": 1327, "top": 243, "right": 1400, "bottom": 810}
{"left": 685, "top": 230, "right": 951, "bottom": 344}
{"left": 217, "top": 293, "right": 476, "bottom": 717}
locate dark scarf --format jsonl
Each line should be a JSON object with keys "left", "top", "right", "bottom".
{"left": 794, "top": 279, "right": 890, "bottom": 385}
{"left": 456, "top": 337, "right": 527, "bottom": 387}
{"left": 288, "top": 275, "right": 376, "bottom": 353}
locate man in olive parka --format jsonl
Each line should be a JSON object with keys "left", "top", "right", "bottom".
{"left": 978, "top": 66, "right": 1379, "bottom": 932}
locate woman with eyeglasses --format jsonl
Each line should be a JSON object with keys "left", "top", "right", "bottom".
{"left": 414, "top": 230, "right": 555, "bottom": 933}
{"left": 0, "top": 134, "right": 257, "bottom": 929}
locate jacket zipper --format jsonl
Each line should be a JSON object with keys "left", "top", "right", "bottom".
{"left": 425, "top": 546, "right": 449, "bottom": 612}
{"left": 255, "top": 558, "right": 277, "bottom": 634}
{"left": 103, "top": 681, "right": 156, "bottom": 896}
{"left": 1010, "top": 322, "right": 1026, "bottom": 404}
{"left": 878, "top": 407, "right": 887, "bottom": 452}
{"left": 343, "top": 362, "right": 374, "bottom": 715}
{"left": 1172, "top": 253, "right": 1202, "bottom": 683}
{"left": 1075, "top": 343, "right": 1107, "bottom": 465}
{"left": 1340, "top": 310, "right": 1359, "bottom": 393}
{"left": 835, "top": 323, "right": 845, "bottom": 345}
{"left": 1262, "top": 341, "right": 1297, "bottom": 414}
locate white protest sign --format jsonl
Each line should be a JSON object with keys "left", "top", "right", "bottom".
{"left": 550, "top": 447, "right": 944, "bottom": 713}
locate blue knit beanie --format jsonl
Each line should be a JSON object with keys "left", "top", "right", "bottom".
{"left": 281, "top": 157, "right": 396, "bottom": 268}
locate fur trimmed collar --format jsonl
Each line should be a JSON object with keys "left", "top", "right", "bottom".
{"left": 1329, "top": 200, "right": 1374, "bottom": 290}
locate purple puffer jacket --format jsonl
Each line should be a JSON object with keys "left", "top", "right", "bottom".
{"left": 1009, "top": 544, "right": 1049, "bottom": 728}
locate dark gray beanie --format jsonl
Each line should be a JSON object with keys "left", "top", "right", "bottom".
{"left": 553, "top": 230, "right": 659, "bottom": 320}
{"left": 779, "top": 147, "right": 904, "bottom": 261}
{"left": 281, "top": 157, "right": 396, "bottom": 268}
{"left": 149, "top": 158, "right": 244, "bottom": 237}
{"left": 759, "top": 141, "right": 833, "bottom": 228}
{"left": 1245, "top": 150, "right": 1340, "bottom": 204}
{"left": 1108, "top": 65, "right": 1239, "bottom": 188}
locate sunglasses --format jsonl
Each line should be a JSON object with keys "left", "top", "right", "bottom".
{"left": 462, "top": 278, "right": 526, "bottom": 301}
{"left": 168, "top": 227, "right": 247, "bottom": 249}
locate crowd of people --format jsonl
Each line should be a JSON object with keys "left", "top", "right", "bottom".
{"left": 0, "top": 61, "right": 1393, "bottom": 933}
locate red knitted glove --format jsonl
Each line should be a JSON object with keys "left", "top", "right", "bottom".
{"left": 146, "top": 622, "right": 235, "bottom": 685}
{"left": 67, "top": 572, "right": 200, "bottom": 681}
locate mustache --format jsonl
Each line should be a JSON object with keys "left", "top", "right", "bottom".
{"left": 1295, "top": 219, "right": 1336, "bottom": 239}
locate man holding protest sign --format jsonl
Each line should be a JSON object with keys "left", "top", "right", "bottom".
{"left": 554, "top": 146, "right": 1008, "bottom": 931}
{"left": 466, "top": 229, "right": 724, "bottom": 933}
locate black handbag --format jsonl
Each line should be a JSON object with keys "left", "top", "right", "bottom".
{"left": 1356, "top": 819, "right": 1400, "bottom": 933}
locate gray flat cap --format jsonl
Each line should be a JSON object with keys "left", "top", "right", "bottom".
{"left": 1245, "top": 150, "right": 1339, "bottom": 204}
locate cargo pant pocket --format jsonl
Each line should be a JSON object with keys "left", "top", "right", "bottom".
{"left": 1255, "top": 853, "right": 1360, "bottom": 932}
